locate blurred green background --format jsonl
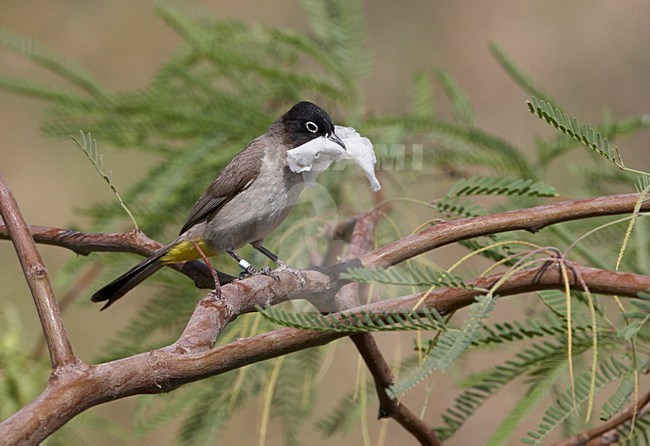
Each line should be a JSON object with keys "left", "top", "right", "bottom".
{"left": 0, "top": 1, "right": 648, "bottom": 444}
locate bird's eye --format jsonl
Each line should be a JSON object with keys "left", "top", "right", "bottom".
{"left": 305, "top": 121, "right": 319, "bottom": 133}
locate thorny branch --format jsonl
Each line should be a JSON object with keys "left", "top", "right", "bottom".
{"left": 0, "top": 186, "right": 649, "bottom": 444}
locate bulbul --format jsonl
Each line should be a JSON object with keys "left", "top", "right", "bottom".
{"left": 92, "top": 101, "right": 345, "bottom": 310}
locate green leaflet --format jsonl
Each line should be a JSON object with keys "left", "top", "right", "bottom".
{"left": 341, "top": 265, "right": 473, "bottom": 289}
{"left": 522, "top": 357, "right": 629, "bottom": 445}
{"left": 446, "top": 176, "right": 558, "bottom": 198}
{"left": 435, "top": 176, "right": 557, "bottom": 219}
{"left": 489, "top": 42, "right": 557, "bottom": 105}
{"left": 435, "top": 69, "right": 476, "bottom": 126}
{"left": 599, "top": 372, "right": 634, "bottom": 422}
{"left": 258, "top": 306, "right": 447, "bottom": 333}
{"left": 411, "top": 70, "right": 436, "bottom": 118}
{"left": 388, "top": 295, "right": 495, "bottom": 398}
{"left": 528, "top": 96, "right": 626, "bottom": 168}
{"left": 70, "top": 131, "right": 139, "bottom": 230}
{"left": 0, "top": 30, "right": 105, "bottom": 96}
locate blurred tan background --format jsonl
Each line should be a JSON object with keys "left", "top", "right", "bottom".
{"left": 1, "top": 1, "right": 649, "bottom": 445}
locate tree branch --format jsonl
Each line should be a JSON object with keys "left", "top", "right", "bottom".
{"left": 351, "top": 335, "right": 442, "bottom": 445}
{"left": 31, "top": 263, "right": 103, "bottom": 359}
{"left": 4, "top": 193, "right": 646, "bottom": 276}
{"left": 334, "top": 209, "right": 442, "bottom": 445}
{"left": 0, "top": 176, "right": 77, "bottom": 369}
{"left": 362, "top": 193, "right": 650, "bottom": 268}
{"left": 1, "top": 257, "right": 648, "bottom": 443}
{"left": 1, "top": 190, "right": 649, "bottom": 443}
{"left": 0, "top": 224, "right": 235, "bottom": 287}
{"left": 554, "top": 389, "right": 650, "bottom": 446}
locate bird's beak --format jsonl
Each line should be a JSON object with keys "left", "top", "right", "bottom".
{"left": 327, "top": 132, "right": 346, "bottom": 150}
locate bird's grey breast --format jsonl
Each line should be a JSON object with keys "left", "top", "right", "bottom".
{"left": 203, "top": 143, "right": 305, "bottom": 250}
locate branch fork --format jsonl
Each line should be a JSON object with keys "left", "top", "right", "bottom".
{"left": 1, "top": 173, "right": 649, "bottom": 444}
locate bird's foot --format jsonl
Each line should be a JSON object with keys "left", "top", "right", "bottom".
{"left": 239, "top": 266, "right": 280, "bottom": 282}
{"left": 274, "top": 260, "right": 306, "bottom": 286}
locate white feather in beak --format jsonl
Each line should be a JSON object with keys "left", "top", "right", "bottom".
{"left": 286, "top": 125, "right": 381, "bottom": 191}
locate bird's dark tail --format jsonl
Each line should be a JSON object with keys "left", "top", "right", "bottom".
{"left": 91, "top": 249, "right": 167, "bottom": 310}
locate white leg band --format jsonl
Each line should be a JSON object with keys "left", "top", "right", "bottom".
{"left": 239, "top": 259, "right": 251, "bottom": 270}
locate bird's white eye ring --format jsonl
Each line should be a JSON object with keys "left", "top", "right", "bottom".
{"left": 305, "top": 121, "right": 318, "bottom": 133}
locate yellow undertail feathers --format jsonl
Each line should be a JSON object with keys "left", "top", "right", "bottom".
{"left": 161, "top": 239, "right": 218, "bottom": 263}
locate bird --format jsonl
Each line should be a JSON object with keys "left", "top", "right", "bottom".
{"left": 91, "top": 101, "right": 346, "bottom": 310}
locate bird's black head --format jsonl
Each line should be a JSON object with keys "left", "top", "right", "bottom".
{"left": 277, "top": 101, "right": 345, "bottom": 150}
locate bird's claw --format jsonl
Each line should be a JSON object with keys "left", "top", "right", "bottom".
{"left": 239, "top": 266, "right": 280, "bottom": 282}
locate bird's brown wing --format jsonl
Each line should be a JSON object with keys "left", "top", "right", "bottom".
{"left": 179, "top": 140, "right": 264, "bottom": 235}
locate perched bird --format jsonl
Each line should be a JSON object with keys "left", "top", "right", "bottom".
{"left": 92, "top": 101, "right": 345, "bottom": 310}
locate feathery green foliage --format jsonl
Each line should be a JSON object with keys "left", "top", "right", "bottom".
{"left": 0, "top": 30, "right": 104, "bottom": 96}
{"left": 0, "top": 306, "right": 113, "bottom": 444}
{"left": 489, "top": 42, "right": 557, "bottom": 105}
{"left": 433, "top": 176, "right": 557, "bottom": 219}
{"left": 599, "top": 371, "right": 635, "bottom": 422}
{"left": 0, "top": 306, "right": 50, "bottom": 420}
{"left": 435, "top": 338, "right": 580, "bottom": 441}
{"left": 435, "top": 195, "right": 486, "bottom": 218}
{"left": 527, "top": 96, "right": 650, "bottom": 181}
{"left": 446, "top": 176, "right": 558, "bottom": 198}
{"left": 316, "top": 383, "right": 374, "bottom": 437}
{"left": 522, "top": 357, "right": 630, "bottom": 445}
{"left": 341, "top": 265, "right": 474, "bottom": 289}
{"left": 272, "top": 348, "right": 323, "bottom": 445}
{"left": 611, "top": 410, "right": 650, "bottom": 446}
{"left": 258, "top": 306, "right": 447, "bottom": 333}
{"left": 435, "top": 69, "right": 476, "bottom": 126}
{"left": 618, "top": 292, "right": 650, "bottom": 341}
{"left": 528, "top": 96, "right": 619, "bottom": 161}
{"left": 1, "top": 0, "right": 649, "bottom": 444}
{"left": 411, "top": 71, "right": 436, "bottom": 118}
{"left": 70, "top": 131, "right": 139, "bottom": 229}
{"left": 389, "top": 295, "right": 495, "bottom": 397}
{"left": 471, "top": 314, "right": 574, "bottom": 346}
{"left": 431, "top": 314, "right": 639, "bottom": 444}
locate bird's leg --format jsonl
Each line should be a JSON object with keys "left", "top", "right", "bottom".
{"left": 192, "top": 240, "right": 221, "bottom": 298}
{"left": 252, "top": 243, "right": 306, "bottom": 286}
{"left": 227, "top": 249, "right": 278, "bottom": 281}
{"left": 253, "top": 244, "right": 279, "bottom": 263}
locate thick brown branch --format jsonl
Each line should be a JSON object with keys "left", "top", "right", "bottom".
{"left": 2, "top": 193, "right": 646, "bottom": 288}
{"left": 554, "top": 390, "right": 650, "bottom": 446}
{"left": 0, "top": 176, "right": 76, "bottom": 369}
{"left": 0, "top": 224, "right": 235, "bottom": 287}
{"left": 4, "top": 193, "right": 645, "bottom": 287}
{"left": 362, "top": 193, "right": 650, "bottom": 268}
{"left": 2, "top": 192, "right": 650, "bottom": 443}
{"left": 1, "top": 261, "right": 648, "bottom": 444}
